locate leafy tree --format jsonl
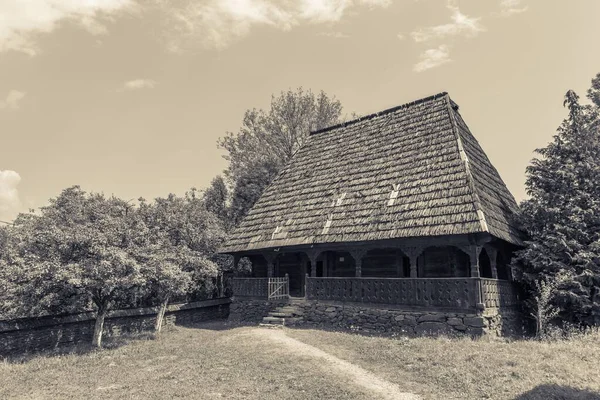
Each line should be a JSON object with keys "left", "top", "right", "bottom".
{"left": 5, "top": 187, "right": 146, "bottom": 347}
{"left": 138, "top": 190, "right": 223, "bottom": 331}
{"left": 218, "top": 88, "right": 343, "bottom": 224}
{"left": 203, "top": 175, "right": 229, "bottom": 229}
{"left": 513, "top": 75, "right": 600, "bottom": 328}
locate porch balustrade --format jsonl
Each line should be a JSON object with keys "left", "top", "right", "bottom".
{"left": 231, "top": 277, "right": 269, "bottom": 298}
{"left": 232, "top": 276, "right": 519, "bottom": 311}
{"left": 480, "top": 278, "right": 520, "bottom": 308}
{"left": 305, "top": 277, "right": 519, "bottom": 311}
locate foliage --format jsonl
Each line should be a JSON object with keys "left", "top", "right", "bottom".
{"left": 137, "top": 190, "right": 223, "bottom": 305}
{"left": 218, "top": 88, "right": 343, "bottom": 225}
{"left": 513, "top": 74, "right": 600, "bottom": 328}
{"left": 525, "top": 270, "right": 574, "bottom": 338}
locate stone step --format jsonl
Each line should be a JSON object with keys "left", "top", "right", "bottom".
{"left": 283, "top": 317, "right": 303, "bottom": 325}
{"left": 269, "top": 312, "right": 294, "bottom": 318}
{"left": 262, "top": 316, "right": 285, "bottom": 324}
{"left": 276, "top": 307, "right": 302, "bottom": 313}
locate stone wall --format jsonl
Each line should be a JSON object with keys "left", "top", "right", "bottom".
{"left": 296, "top": 301, "right": 486, "bottom": 336}
{"left": 230, "top": 297, "right": 523, "bottom": 337}
{"left": 0, "top": 298, "right": 230, "bottom": 356}
{"left": 228, "top": 297, "right": 283, "bottom": 323}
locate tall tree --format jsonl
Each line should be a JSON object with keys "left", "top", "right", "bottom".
{"left": 5, "top": 187, "right": 146, "bottom": 347}
{"left": 138, "top": 190, "right": 223, "bottom": 327}
{"left": 218, "top": 88, "right": 343, "bottom": 224}
{"left": 203, "top": 175, "right": 229, "bottom": 229}
{"left": 513, "top": 75, "right": 600, "bottom": 328}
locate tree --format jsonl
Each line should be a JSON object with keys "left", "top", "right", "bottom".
{"left": 7, "top": 187, "right": 146, "bottom": 347}
{"left": 218, "top": 88, "right": 343, "bottom": 224}
{"left": 513, "top": 75, "right": 600, "bottom": 328}
{"left": 203, "top": 175, "right": 229, "bottom": 229}
{"left": 138, "top": 190, "right": 222, "bottom": 331}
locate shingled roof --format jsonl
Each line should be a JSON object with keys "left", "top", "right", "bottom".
{"left": 220, "top": 92, "right": 522, "bottom": 254}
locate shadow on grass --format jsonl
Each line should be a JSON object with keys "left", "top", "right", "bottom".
{"left": 514, "top": 384, "right": 600, "bottom": 400}
{"left": 0, "top": 331, "right": 157, "bottom": 364}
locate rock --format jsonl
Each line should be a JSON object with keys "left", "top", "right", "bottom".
{"left": 453, "top": 324, "right": 468, "bottom": 331}
{"left": 464, "top": 317, "right": 485, "bottom": 328}
{"left": 325, "top": 307, "right": 337, "bottom": 312}
{"left": 394, "top": 315, "right": 405, "bottom": 322}
{"left": 399, "top": 316, "right": 417, "bottom": 326}
{"left": 417, "top": 314, "right": 446, "bottom": 323}
{"left": 447, "top": 317, "right": 463, "bottom": 326}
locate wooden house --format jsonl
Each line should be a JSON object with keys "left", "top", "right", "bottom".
{"left": 220, "top": 92, "right": 522, "bottom": 327}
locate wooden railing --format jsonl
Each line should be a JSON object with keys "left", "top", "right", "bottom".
{"left": 232, "top": 278, "right": 269, "bottom": 298}
{"left": 232, "top": 276, "right": 290, "bottom": 300}
{"left": 480, "top": 278, "right": 519, "bottom": 308}
{"left": 305, "top": 277, "right": 481, "bottom": 310}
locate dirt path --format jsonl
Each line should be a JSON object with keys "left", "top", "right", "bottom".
{"left": 251, "top": 328, "right": 421, "bottom": 400}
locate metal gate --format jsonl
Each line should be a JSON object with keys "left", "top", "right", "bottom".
{"left": 268, "top": 274, "right": 290, "bottom": 300}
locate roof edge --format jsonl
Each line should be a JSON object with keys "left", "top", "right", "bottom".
{"left": 444, "top": 94, "right": 489, "bottom": 235}
{"left": 310, "top": 91, "right": 449, "bottom": 136}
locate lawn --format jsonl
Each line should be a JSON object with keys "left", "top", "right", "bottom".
{"left": 1, "top": 322, "right": 599, "bottom": 400}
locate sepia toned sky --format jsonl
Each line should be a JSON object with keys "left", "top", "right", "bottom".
{"left": 1, "top": 0, "right": 600, "bottom": 222}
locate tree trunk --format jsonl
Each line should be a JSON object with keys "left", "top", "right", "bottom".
{"left": 92, "top": 307, "right": 107, "bottom": 348}
{"left": 155, "top": 296, "right": 169, "bottom": 334}
{"left": 218, "top": 272, "right": 223, "bottom": 298}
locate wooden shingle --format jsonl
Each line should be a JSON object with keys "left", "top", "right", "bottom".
{"left": 220, "top": 92, "right": 522, "bottom": 253}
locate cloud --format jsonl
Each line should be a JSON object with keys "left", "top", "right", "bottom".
{"left": 163, "top": 0, "right": 392, "bottom": 51}
{"left": 317, "top": 31, "right": 350, "bottom": 39}
{"left": 121, "top": 79, "right": 157, "bottom": 91}
{"left": 410, "top": 3, "right": 485, "bottom": 42}
{"left": 0, "top": 170, "right": 23, "bottom": 222}
{"left": 0, "top": 90, "right": 26, "bottom": 111}
{"left": 0, "top": 0, "right": 134, "bottom": 56}
{"left": 413, "top": 45, "right": 451, "bottom": 72}
{"left": 499, "top": 0, "right": 528, "bottom": 16}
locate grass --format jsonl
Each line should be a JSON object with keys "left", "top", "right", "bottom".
{"left": 1, "top": 322, "right": 599, "bottom": 400}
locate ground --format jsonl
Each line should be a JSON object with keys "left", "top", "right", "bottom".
{"left": 1, "top": 322, "right": 599, "bottom": 400}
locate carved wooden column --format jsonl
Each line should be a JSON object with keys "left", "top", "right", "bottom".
{"left": 349, "top": 248, "right": 368, "bottom": 277}
{"left": 305, "top": 249, "right": 320, "bottom": 278}
{"left": 484, "top": 245, "right": 498, "bottom": 279}
{"left": 461, "top": 245, "right": 483, "bottom": 278}
{"left": 402, "top": 246, "right": 423, "bottom": 278}
{"left": 263, "top": 253, "right": 277, "bottom": 277}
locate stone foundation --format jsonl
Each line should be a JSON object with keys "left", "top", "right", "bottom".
{"left": 230, "top": 297, "right": 523, "bottom": 337}
{"left": 228, "top": 297, "right": 286, "bottom": 323}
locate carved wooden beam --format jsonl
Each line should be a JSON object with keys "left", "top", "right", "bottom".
{"left": 483, "top": 244, "right": 499, "bottom": 279}
{"left": 262, "top": 252, "right": 279, "bottom": 277}
{"left": 304, "top": 249, "right": 322, "bottom": 277}
{"left": 459, "top": 244, "right": 483, "bottom": 278}
{"left": 349, "top": 248, "right": 369, "bottom": 277}
{"left": 401, "top": 246, "right": 423, "bottom": 278}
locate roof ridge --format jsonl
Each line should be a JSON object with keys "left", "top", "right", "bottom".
{"left": 310, "top": 91, "right": 449, "bottom": 136}
{"left": 444, "top": 94, "right": 489, "bottom": 235}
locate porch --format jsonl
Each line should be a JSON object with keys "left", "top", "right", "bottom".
{"left": 230, "top": 236, "right": 519, "bottom": 311}
{"left": 231, "top": 276, "right": 518, "bottom": 312}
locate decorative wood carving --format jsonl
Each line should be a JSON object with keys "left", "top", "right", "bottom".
{"left": 349, "top": 248, "right": 369, "bottom": 277}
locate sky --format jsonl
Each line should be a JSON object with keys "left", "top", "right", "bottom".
{"left": 1, "top": 0, "right": 600, "bottom": 222}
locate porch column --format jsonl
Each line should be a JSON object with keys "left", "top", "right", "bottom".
{"left": 349, "top": 248, "right": 368, "bottom": 277}
{"left": 306, "top": 250, "right": 320, "bottom": 277}
{"left": 462, "top": 245, "right": 483, "bottom": 278}
{"left": 263, "top": 253, "right": 277, "bottom": 277}
{"left": 484, "top": 245, "right": 498, "bottom": 279}
{"left": 403, "top": 246, "right": 423, "bottom": 278}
